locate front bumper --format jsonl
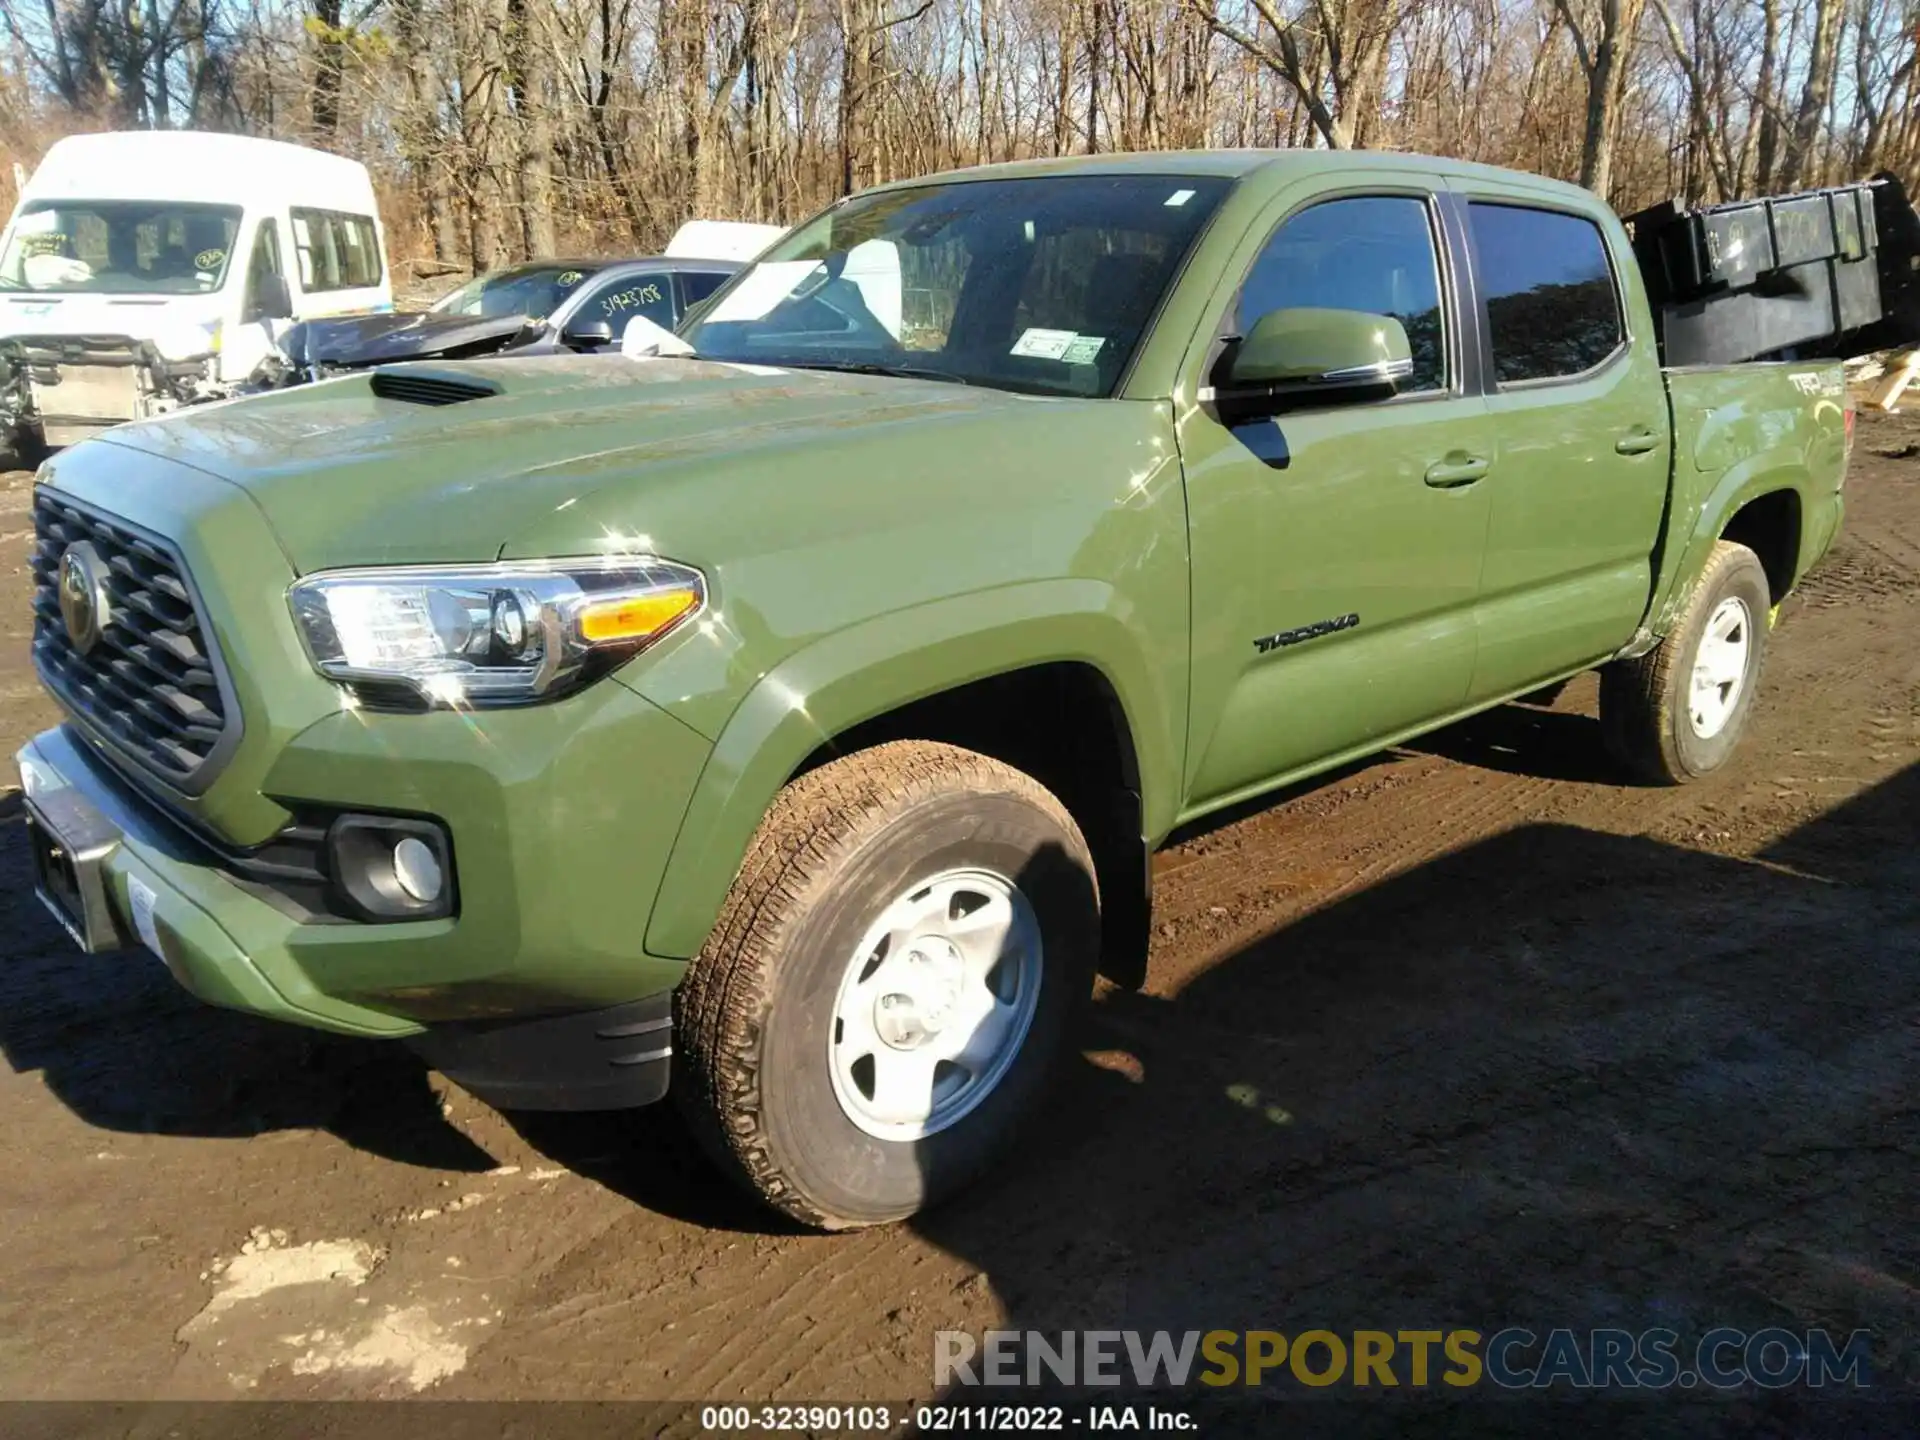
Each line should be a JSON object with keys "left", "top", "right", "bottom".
{"left": 18, "top": 724, "right": 418, "bottom": 1037}
{"left": 17, "top": 668, "right": 714, "bottom": 1057}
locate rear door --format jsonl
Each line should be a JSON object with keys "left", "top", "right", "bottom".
{"left": 1179, "top": 178, "right": 1497, "bottom": 808}
{"left": 1448, "top": 185, "right": 1673, "bottom": 698}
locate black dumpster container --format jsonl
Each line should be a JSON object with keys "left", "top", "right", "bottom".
{"left": 1626, "top": 171, "right": 1920, "bottom": 366}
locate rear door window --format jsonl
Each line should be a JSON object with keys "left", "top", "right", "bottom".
{"left": 1467, "top": 203, "right": 1622, "bottom": 384}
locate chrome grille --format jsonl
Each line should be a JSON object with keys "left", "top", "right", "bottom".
{"left": 30, "top": 489, "right": 236, "bottom": 788}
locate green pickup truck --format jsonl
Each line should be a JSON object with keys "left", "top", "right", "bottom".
{"left": 17, "top": 152, "right": 1855, "bottom": 1229}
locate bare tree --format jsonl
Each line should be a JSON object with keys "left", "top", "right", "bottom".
{"left": 3, "top": 0, "right": 1914, "bottom": 280}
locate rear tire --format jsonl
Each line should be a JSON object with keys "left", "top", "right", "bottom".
{"left": 674, "top": 740, "right": 1100, "bottom": 1229}
{"left": 1600, "top": 540, "right": 1772, "bottom": 784}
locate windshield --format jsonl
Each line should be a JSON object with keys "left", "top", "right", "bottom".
{"left": 680, "top": 174, "right": 1232, "bottom": 397}
{"left": 0, "top": 200, "right": 242, "bottom": 294}
{"left": 431, "top": 264, "right": 601, "bottom": 321}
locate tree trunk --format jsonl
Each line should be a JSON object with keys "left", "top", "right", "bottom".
{"left": 1779, "top": 0, "right": 1843, "bottom": 188}
{"left": 510, "top": 0, "right": 557, "bottom": 255}
{"left": 460, "top": 0, "right": 512, "bottom": 269}
{"left": 1753, "top": 0, "right": 1782, "bottom": 190}
{"left": 839, "top": 0, "right": 883, "bottom": 191}
{"left": 309, "top": 0, "right": 345, "bottom": 137}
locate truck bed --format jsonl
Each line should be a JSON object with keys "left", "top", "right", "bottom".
{"left": 1651, "top": 359, "right": 1850, "bottom": 633}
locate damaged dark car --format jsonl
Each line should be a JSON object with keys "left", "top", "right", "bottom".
{"left": 253, "top": 256, "right": 739, "bottom": 387}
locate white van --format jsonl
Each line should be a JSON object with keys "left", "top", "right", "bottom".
{"left": 0, "top": 130, "right": 391, "bottom": 449}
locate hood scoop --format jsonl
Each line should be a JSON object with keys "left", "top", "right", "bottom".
{"left": 369, "top": 368, "right": 503, "bottom": 407}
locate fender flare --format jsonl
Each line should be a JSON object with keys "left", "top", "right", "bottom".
{"left": 642, "top": 579, "right": 1180, "bottom": 959}
{"left": 1648, "top": 459, "right": 1817, "bottom": 636}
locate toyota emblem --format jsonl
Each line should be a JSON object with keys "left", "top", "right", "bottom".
{"left": 57, "top": 541, "right": 110, "bottom": 655}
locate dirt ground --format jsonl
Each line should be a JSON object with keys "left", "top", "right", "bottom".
{"left": 0, "top": 408, "right": 1915, "bottom": 1431}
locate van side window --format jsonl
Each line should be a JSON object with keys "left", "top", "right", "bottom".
{"left": 1467, "top": 203, "right": 1622, "bottom": 383}
{"left": 290, "top": 208, "right": 382, "bottom": 293}
{"left": 243, "top": 221, "right": 286, "bottom": 320}
{"left": 1235, "top": 195, "right": 1449, "bottom": 394}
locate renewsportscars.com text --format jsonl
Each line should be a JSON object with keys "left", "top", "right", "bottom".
{"left": 934, "top": 1327, "right": 1872, "bottom": 1391}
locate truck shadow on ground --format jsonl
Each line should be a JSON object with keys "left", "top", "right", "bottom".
{"left": 0, "top": 790, "right": 496, "bottom": 1172}
{"left": 1397, "top": 695, "right": 1617, "bottom": 783}
{"left": 891, "top": 760, "right": 1919, "bottom": 1435}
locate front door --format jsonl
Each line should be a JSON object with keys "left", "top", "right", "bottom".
{"left": 222, "top": 217, "right": 291, "bottom": 383}
{"left": 1181, "top": 185, "right": 1495, "bottom": 809}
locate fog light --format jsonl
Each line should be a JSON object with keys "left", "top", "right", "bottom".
{"left": 392, "top": 836, "right": 443, "bottom": 903}
{"left": 326, "top": 813, "right": 456, "bottom": 921}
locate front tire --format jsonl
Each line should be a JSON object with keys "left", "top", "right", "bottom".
{"left": 674, "top": 740, "right": 1100, "bottom": 1229}
{"left": 1600, "top": 540, "right": 1772, "bottom": 784}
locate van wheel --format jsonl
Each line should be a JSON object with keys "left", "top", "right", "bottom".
{"left": 674, "top": 740, "right": 1099, "bottom": 1230}
{"left": 1601, "top": 540, "right": 1772, "bottom": 784}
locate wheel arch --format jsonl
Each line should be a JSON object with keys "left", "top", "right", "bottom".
{"left": 1655, "top": 466, "right": 1816, "bottom": 634}
{"left": 1718, "top": 488, "right": 1803, "bottom": 603}
{"left": 643, "top": 582, "right": 1179, "bottom": 971}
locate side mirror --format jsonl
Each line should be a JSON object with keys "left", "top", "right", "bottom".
{"left": 1227, "top": 307, "right": 1413, "bottom": 394}
{"left": 561, "top": 318, "right": 616, "bottom": 350}
{"left": 249, "top": 272, "right": 293, "bottom": 323}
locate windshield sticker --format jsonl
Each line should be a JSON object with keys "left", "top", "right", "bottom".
{"left": 194, "top": 247, "right": 226, "bottom": 271}
{"left": 1059, "top": 335, "right": 1106, "bottom": 365}
{"left": 1011, "top": 327, "right": 1079, "bottom": 360}
{"left": 1165, "top": 189, "right": 1196, "bottom": 207}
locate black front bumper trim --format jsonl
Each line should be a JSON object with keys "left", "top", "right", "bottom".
{"left": 404, "top": 991, "right": 673, "bottom": 1112}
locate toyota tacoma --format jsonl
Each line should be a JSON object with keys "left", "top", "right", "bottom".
{"left": 18, "top": 152, "right": 1900, "bottom": 1228}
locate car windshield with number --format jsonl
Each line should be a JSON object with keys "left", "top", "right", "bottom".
{"left": 680, "top": 174, "right": 1232, "bottom": 398}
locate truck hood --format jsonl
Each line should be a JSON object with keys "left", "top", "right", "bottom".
{"left": 279, "top": 310, "right": 535, "bottom": 370}
{"left": 93, "top": 353, "right": 1042, "bottom": 572}
{"left": 0, "top": 290, "right": 224, "bottom": 359}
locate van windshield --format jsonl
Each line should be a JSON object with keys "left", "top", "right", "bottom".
{"left": 679, "top": 173, "right": 1232, "bottom": 398}
{"left": 0, "top": 200, "right": 243, "bottom": 294}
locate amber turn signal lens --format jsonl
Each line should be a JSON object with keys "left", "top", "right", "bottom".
{"left": 577, "top": 587, "right": 701, "bottom": 644}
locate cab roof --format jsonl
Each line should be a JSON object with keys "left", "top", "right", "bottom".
{"left": 865, "top": 148, "right": 1603, "bottom": 210}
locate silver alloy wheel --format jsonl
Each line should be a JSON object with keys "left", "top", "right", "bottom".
{"left": 1689, "top": 595, "right": 1754, "bottom": 739}
{"left": 827, "top": 868, "right": 1044, "bottom": 1142}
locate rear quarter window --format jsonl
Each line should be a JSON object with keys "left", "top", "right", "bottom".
{"left": 1468, "top": 203, "right": 1622, "bottom": 384}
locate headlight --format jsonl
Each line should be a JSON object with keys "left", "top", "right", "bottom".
{"left": 288, "top": 557, "right": 704, "bottom": 708}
